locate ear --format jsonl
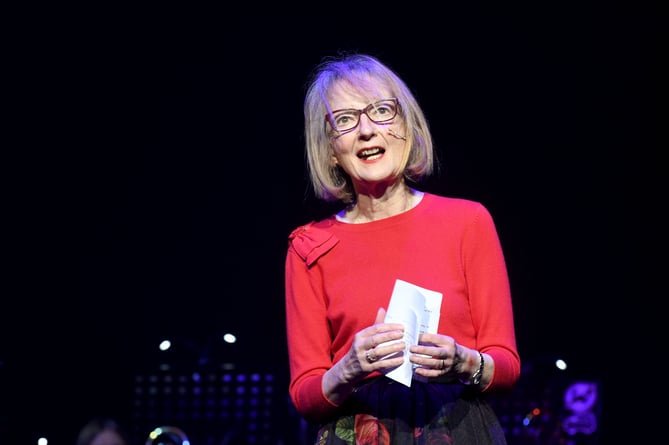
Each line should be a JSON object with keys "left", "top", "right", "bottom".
{"left": 330, "top": 147, "right": 339, "bottom": 166}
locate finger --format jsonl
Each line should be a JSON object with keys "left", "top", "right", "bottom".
{"left": 366, "top": 350, "right": 378, "bottom": 363}
{"left": 374, "top": 307, "right": 386, "bottom": 324}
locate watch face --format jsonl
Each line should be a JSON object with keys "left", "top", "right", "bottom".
{"left": 564, "top": 381, "right": 598, "bottom": 413}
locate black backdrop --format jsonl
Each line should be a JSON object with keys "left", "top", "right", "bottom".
{"left": 4, "top": 8, "right": 659, "bottom": 445}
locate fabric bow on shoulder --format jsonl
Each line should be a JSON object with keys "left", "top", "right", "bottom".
{"left": 288, "top": 221, "right": 339, "bottom": 266}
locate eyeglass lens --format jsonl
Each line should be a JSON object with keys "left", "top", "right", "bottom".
{"left": 331, "top": 99, "right": 398, "bottom": 133}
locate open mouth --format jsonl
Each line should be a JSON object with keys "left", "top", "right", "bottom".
{"left": 357, "top": 147, "right": 385, "bottom": 160}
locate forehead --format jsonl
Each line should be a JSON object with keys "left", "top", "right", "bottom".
{"left": 326, "top": 78, "right": 391, "bottom": 110}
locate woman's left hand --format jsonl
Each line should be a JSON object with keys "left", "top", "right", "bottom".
{"left": 409, "top": 333, "right": 460, "bottom": 378}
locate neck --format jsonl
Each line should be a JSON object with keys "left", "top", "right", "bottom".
{"left": 339, "top": 184, "right": 422, "bottom": 224}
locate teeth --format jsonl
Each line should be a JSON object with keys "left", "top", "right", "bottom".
{"left": 358, "top": 148, "right": 383, "bottom": 158}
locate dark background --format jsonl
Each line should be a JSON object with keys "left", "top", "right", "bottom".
{"left": 4, "top": 7, "right": 659, "bottom": 444}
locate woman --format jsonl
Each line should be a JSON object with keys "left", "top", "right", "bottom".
{"left": 285, "top": 53, "right": 520, "bottom": 444}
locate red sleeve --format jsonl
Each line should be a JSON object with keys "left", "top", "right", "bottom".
{"left": 464, "top": 204, "right": 521, "bottom": 390}
{"left": 284, "top": 223, "right": 341, "bottom": 422}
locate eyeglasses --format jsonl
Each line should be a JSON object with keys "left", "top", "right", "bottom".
{"left": 326, "top": 98, "right": 400, "bottom": 135}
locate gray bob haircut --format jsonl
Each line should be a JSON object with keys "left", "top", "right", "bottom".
{"left": 304, "top": 53, "right": 435, "bottom": 204}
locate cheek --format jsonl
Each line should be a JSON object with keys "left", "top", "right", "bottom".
{"left": 330, "top": 142, "right": 347, "bottom": 166}
{"left": 333, "top": 132, "right": 359, "bottom": 150}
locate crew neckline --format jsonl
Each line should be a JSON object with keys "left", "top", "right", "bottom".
{"left": 334, "top": 190, "right": 427, "bottom": 224}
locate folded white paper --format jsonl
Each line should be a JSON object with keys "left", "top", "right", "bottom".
{"left": 381, "top": 279, "right": 443, "bottom": 387}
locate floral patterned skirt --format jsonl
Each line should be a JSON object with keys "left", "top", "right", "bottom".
{"left": 312, "top": 376, "right": 507, "bottom": 445}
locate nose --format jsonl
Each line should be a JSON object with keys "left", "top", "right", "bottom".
{"left": 357, "top": 112, "right": 376, "bottom": 136}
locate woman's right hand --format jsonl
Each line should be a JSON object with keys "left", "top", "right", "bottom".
{"left": 323, "top": 308, "right": 405, "bottom": 405}
{"left": 345, "top": 307, "right": 406, "bottom": 382}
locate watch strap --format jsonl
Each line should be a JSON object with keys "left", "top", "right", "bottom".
{"left": 470, "top": 351, "right": 484, "bottom": 385}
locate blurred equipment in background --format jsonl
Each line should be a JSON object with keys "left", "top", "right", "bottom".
{"left": 487, "top": 354, "right": 602, "bottom": 445}
{"left": 132, "top": 364, "right": 298, "bottom": 445}
{"left": 145, "top": 425, "right": 189, "bottom": 445}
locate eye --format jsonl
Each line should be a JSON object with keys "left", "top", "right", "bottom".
{"left": 369, "top": 101, "right": 396, "bottom": 120}
{"left": 333, "top": 111, "right": 358, "bottom": 129}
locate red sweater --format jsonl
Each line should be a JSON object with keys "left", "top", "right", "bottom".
{"left": 285, "top": 193, "right": 521, "bottom": 423}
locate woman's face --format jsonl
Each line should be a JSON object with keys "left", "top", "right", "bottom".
{"left": 327, "top": 87, "right": 408, "bottom": 195}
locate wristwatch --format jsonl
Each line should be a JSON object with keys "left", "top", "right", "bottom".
{"left": 471, "top": 351, "right": 484, "bottom": 385}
